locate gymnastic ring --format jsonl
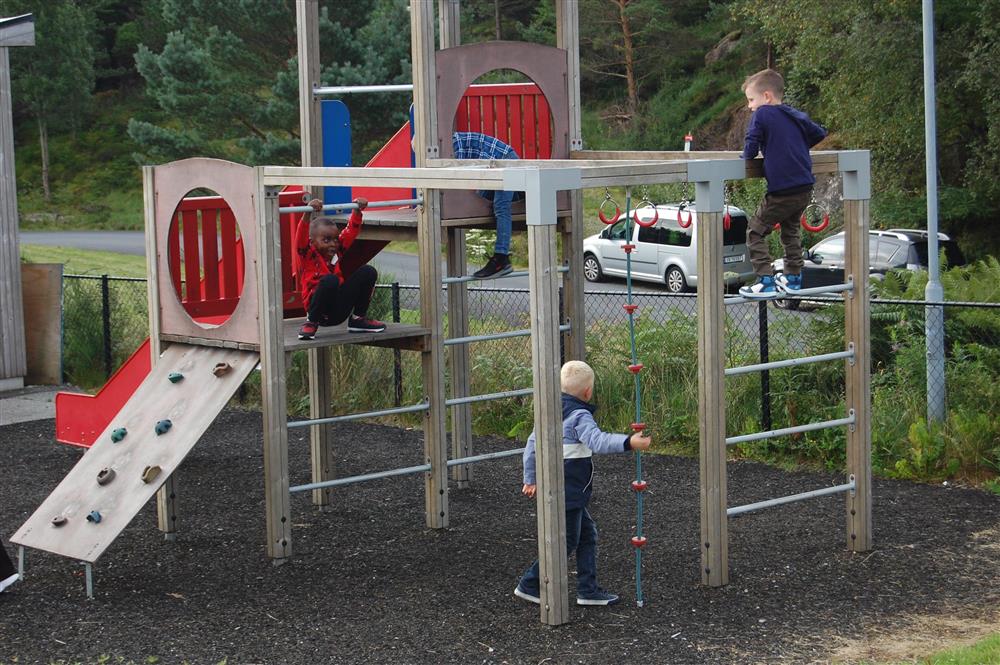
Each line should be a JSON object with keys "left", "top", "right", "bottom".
{"left": 598, "top": 198, "right": 621, "bottom": 225}
{"left": 677, "top": 209, "right": 692, "bottom": 229}
{"left": 632, "top": 202, "right": 659, "bottom": 228}
{"left": 801, "top": 204, "right": 830, "bottom": 232}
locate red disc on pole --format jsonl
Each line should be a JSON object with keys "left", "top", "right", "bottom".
{"left": 623, "top": 303, "right": 638, "bottom": 314}
{"left": 622, "top": 243, "right": 635, "bottom": 253}
{"left": 631, "top": 480, "right": 648, "bottom": 492}
{"left": 631, "top": 536, "right": 648, "bottom": 549}
{"left": 628, "top": 363, "right": 643, "bottom": 374}
{"left": 630, "top": 422, "right": 646, "bottom": 431}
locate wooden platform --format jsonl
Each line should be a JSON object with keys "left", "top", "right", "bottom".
{"left": 160, "top": 321, "right": 430, "bottom": 352}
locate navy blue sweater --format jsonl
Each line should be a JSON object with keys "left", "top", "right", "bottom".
{"left": 741, "top": 104, "right": 827, "bottom": 194}
{"left": 522, "top": 393, "right": 631, "bottom": 510}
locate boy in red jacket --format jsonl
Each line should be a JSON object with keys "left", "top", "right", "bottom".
{"left": 295, "top": 197, "right": 386, "bottom": 340}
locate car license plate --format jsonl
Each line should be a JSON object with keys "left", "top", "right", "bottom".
{"left": 723, "top": 254, "right": 745, "bottom": 264}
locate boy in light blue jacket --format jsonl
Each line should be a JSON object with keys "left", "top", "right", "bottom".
{"left": 515, "top": 360, "right": 651, "bottom": 607}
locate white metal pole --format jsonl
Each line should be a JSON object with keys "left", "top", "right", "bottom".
{"left": 922, "top": 0, "right": 946, "bottom": 422}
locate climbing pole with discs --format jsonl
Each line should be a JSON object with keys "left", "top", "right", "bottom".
{"left": 619, "top": 186, "right": 648, "bottom": 607}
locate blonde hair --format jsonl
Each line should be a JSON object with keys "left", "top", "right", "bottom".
{"left": 742, "top": 68, "right": 785, "bottom": 99}
{"left": 560, "top": 360, "right": 595, "bottom": 397}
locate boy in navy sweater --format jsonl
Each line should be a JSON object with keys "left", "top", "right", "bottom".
{"left": 738, "top": 69, "right": 827, "bottom": 298}
{"left": 514, "top": 361, "right": 651, "bottom": 607}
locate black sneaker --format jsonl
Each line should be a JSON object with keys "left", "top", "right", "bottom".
{"left": 348, "top": 316, "right": 386, "bottom": 333}
{"left": 473, "top": 254, "right": 513, "bottom": 280}
{"left": 298, "top": 320, "right": 318, "bottom": 340}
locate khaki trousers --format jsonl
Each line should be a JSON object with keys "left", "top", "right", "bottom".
{"left": 747, "top": 189, "right": 812, "bottom": 277}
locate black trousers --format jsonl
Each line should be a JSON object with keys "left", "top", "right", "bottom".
{"left": 308, "top": 264, "right": 378, "bottom": 325}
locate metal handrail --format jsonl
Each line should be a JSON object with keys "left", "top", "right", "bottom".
{"left": 728, "top": 477, "right": 856, "bottom": 517}
{"left": 726, "top": 410, "right": 855, "bottom": 446}
{"left": 725, "top": 346, "right": 855, "bottom": 377}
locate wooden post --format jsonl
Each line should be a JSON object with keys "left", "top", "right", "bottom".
{"left": 143, "top": 166, "right": 180, "bottom": 539}
{"left": 0, "top": 15, "right": 33, "bottom": 391}
{"left": 257, "top": 179, "right": 292, "bottom": 561}
{"left": 295, "top": 0, "right": 334, "bottom": 508}
{"left": 508, "top": 168, "right": 580, "bottom": 626}
{"left": 691, "top": 160, "right": 742, "bottom": 587}
{"left": 411, "top": 0, "right": 448, "bottom": 529}
{"left": 438, "top": 0, "right": 473, "bottom": 488}
{"left": 556, "top": 0, "right": 586, "bottom": 362}
{"left": 840, "top": 151, "right": 872, "bottom": 552}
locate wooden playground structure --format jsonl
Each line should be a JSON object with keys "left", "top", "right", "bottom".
{"left": 13, "top": 1, "right": 872, "bottom": 627}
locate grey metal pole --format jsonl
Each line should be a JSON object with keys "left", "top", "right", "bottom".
{"left": 923, "top": 0, "right": 946, "bottom": 422}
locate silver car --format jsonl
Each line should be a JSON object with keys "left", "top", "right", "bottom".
{"left": 582, "top": 204, "right": 755, "bottom": 293}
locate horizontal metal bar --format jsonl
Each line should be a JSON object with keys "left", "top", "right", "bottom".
{"left": 724, "top": 279, "right": 855, "bottom": 306}
{"left": 443, "top": 264, "right": 569, "bottom": 284}
{"left": 279, "top": 197, "right": 423, "bottom": 214}
{"left": 446, "top": 388, "right": 533, "bottom": 406}
{"left": 444, "top": 324, "right": 570, "bottom": 346}
{"left": 447, "top": 447, "right": 525, "bottom": 467}
{"left": 290, "top": 463, "right": 432, "bottom": 493}
{"left": 726, "top": 411, "right": 855, "bottom": 446}
{"left": 314, "top": 83, "right": 414, "bottom": 96}
{"left": 725, "top": 348, "right": 855, "bottom": 376}
{"left": 288, "top": 402, "right": 430, "bottom": 429}
{"left": 728, "top": 479, "right": 856, "bottom": 517}
{"left": 443, "top": 270, "right": 528, "bottom": 284}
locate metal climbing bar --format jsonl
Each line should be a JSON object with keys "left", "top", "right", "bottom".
{"left": 279, "top": 197, "right": 423, "bottom": 214}
{"left": 446, "top": 388, "right": 533, "bottom": 407}
{"left": 290, "top": 462, "right": 433, "bottom": 494}
{"left": 444, "top": 324, "right": 570, "bottom": 347}
{"left": 313, "top": 83, "right": 414, "bottom": 96}
{"left": 447, "top": 448, "right": 524, "bottom": 467}
{"left": 726, "top": 410, "right": 856, "bottom": 446}
{"left": 442, "top": 265, "right": 568, "bottom": 285}
{"left": 727, "top": 477, "right": 856, "bottom": 517}
{"left": 287, "top": 402, "right": 430, "bottom": 429}
{"left": 725, "top": 347, "right": 855, "bottom": 377}
{"left": 724, "top": 278, "right": 855, "bottom": 306}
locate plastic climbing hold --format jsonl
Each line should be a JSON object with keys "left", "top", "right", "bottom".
{"left": 630, "top": 422, "right": 646, "bottom": 432}
{"left": 141, "top": 465, "right": 162, "bottom": 484}
{"left": 51, "top": 515, "right": 68, "bottom": 527}
{"left": 212, "top": 362, "right": 231, "bottom": 377}
{"left": 111, "top": 427, "right": 127, "bottom": 443}
{"left": 623, "top": 304, "right": 638, "bottom": 315}
{"left": 631, "top": 536, "right": 648, "bottom": 549}
{"left": 86, "top": 511, "right": 102, "bottom": 524}
{"left": 631, "top": 480, "right": 648, "bottom": 492}
{"left": 96, "top": 468, "right": 116, "bottom": 486}
{"left": 154, "top": 419, "right": 173, "bottom": 435}
{"left": 627, "top": 363, "right": 644, "bottom": 374}
{"left": 167, "top": 372, "right": 184, "bottom": 383}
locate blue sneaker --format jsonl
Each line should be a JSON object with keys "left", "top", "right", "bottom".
{"left": 514, "top": 584, "right": 540, "bottom": 605}
{"left": 739, "top": 275, "right": 779, "bottom": 299}
{"left": 577, "top": 588, "right": 620, "bottom": 606}
{"left": 776, "top": 272, "right": 802, "bottom": 291}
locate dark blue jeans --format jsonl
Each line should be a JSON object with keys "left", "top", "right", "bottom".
{"left": 517, "top": 506, "right": 598, "bottom": 596}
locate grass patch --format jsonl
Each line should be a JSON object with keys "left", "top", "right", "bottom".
{"left": 20, "top": 245, "right": 148, "bottom": 278}
{"left": 921, "top": 633, "right": 1000, "bottom": 664}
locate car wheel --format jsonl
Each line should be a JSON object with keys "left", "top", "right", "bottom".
{"left": 665, "top": 266, "right": 687, "bottom": 293}
{"left": 583, "top": 254, "right": 603, "bottom": 282}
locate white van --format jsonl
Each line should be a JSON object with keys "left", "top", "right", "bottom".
{"left": 582, "top": 204, "right": 755, "bottom": 293}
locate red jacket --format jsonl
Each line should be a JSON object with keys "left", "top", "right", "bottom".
{"left": 294, "top": 209, "right": 363, "bottom": 309}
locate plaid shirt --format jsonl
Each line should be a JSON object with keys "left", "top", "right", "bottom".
{"left": 452, "top": 132, "right": 519, "bottom": 160}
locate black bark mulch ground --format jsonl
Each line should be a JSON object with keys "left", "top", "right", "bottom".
{"left": 2, "top": 410, "right": 999, "bottom": 664}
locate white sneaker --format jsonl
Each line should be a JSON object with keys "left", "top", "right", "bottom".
{"left": 0, "top": 573, "right": 19, "bottom": 593}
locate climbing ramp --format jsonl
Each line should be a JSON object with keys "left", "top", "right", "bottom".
{"left": 12, "top": 343, "right": 257, "bottom": 563}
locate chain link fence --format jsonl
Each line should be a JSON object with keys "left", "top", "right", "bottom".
{"left": 61, "top": 275, "right": 999, "bottom": 479}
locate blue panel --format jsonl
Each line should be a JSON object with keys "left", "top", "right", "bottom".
{"left": 321, "top": 100, "right": 352, "bottom": 205}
